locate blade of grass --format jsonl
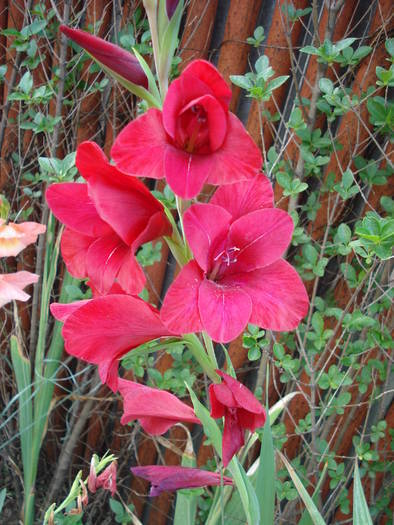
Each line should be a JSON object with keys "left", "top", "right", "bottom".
{"left": 0, "top": 488, "right": 6, "bottom": 513}
{"left": 353, "top": 460, "right": 373, "bottom": 525}
{"left": 278, "top": 450, "right": 326, "bottom": 525}
{"left": 10, "top": 335, "right": 33, "bottom": 522}
{"left": 255, "top": 413, "right": 275, "bottom": 524}
{"left": 299, "top": 463, "right": 328, "bottom": 525}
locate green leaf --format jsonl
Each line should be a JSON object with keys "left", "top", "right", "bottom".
{"left": 301, "top": 45, "right": 318, "bottom": 55}
{"left": 319, "top": 78, "right": 333, "bottom": 94}
{"left": 267, "top": 75, "right": 289, "bottom": 92}
{"left": 336, "top": 223, "right": 351, "bottom": 244}
{"left": 185, "top": 383, "right": 222, "bottom": 455}
{"left": 256, "top": 413, "right": 275, "bottom": 524}
{"left": 228, "top": 458, "right": 260, "bottom": 525}
{"left": 0, "top": 488, "right": 6, "bottom": 513}
{"left": 304, "top": 244, "right": 318, "bottom": 264}
{"left": 19, "top": 71, "right": 33, "bottom": 94}
{"left": 10, "top": 336, "right": 33, "bottom": 522}
{"left": 353, "top": 461, "right": 373, "bottom": 525}
{"left": 335, "top": 37, "right": 357, "bottom": 52}
{"left": 385, "top": 37, "right": 394, "bottom": 58}
{"left": 278, "top": 451, "right": 326, "bottom": 525}
{"left": 230, "top": 74, "right": 253, "bottom": 90}
{"left": 299, "top": 463, "right": 328, "bottom": 525}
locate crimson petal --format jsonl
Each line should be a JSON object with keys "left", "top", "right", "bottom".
{"left": 222, "top": 409, "right": 245, "bottom": 467}
{"left": 210, "top": 175, "right": 274, "bottom": 220}
{"left": 206, "top": 113, "right": 262, "bottom": 186}
{"left": 198, "top": 279, "right": 252, "bottom": 343}
{"left": 224, "top": 260, "right": 309, "bottom": 331}
{"left": 182, "top": 60, "right": 232, "bottom": 110}
{"left": 85, "top": 235, "right": 135, "bottom": 295}
{"left": 183, "top": 203, "right": 231, "bottom": 272}
{"left": 119, "top": 379, "right": 199, "bottom": 434}
{"left": 77, "top": 141, "right": 167, "bottom": 245}
{"left": 60, "top": 295, "right": 174, "bottom": 391}
{"left": 160, "top": 260, "right": 203, "bottom": 334}
{"left": 46, "top": 183, "right": 111, "bottom": 237}
{"left": 217, "top": 370, "right": 265, "bottom": 415}
{"left": 227, "top": 208, "right": 293, "bottom": 274}
{"left": 164, "top": 146, "right": 213, "bottom": 199}
{"left": 111, "top": 108, "right": 167, "bottom": 179}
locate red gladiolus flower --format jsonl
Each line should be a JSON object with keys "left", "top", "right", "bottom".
{"left": 46, "top": 141, "right": 170, "bottom": 296}
{"left": 161, "top": 196, "right": 309, "bottom": 342}
{"left": 51, "top": 295, "right": 174, "bottom": 391}
{"left": 60, "top": 25, "right": 148, "bottom": 89}
{"left": 119, "top": 378, "right": 200, "bottom": 434}
{"left": 209, "top": 370, "right": 266, "bottom": 467}
{"left": 131, "top": 465, "right": 233, "bottom": 497}
{"left": 111, "top": 60, "right": 262, "bottom": 198}
{"left": 88, "top": 458, "right": 117, "bottom": 497}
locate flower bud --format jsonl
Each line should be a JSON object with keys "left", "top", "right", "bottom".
{"left": 60, "top": 25, "right": 148, "bottom": 89}
{"left": 166, "top": 0, "right": 180, "bottom": 18}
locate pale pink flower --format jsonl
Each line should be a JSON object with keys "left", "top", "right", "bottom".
{"left": 0, "top": 272, "right": 39, "bottom": 307}
{"left": 0, "top": 219, "right": 46, "bottom": 257}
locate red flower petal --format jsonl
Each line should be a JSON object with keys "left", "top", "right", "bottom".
{"left": 164, "top": 146, "right": 213, "bottom": 199}
{"left": 118, "top": 379, "right": 199, "bottom": 434}
{"left": 160, "top": 260, "right": 203, "bottom": 334}
{"left": 77, "top": 141, "right": 168, "bottom": 245}
{"left": 222, "top": 409, "right": 244, "bottom": 467}
{"left": 237, "top": 408, "right": 266, "bottom": 432}
{"left": 163, "top": 63, "right": 230, "bottom": 140}
{"left": 50, "top": 300, "right": 91, "bottom": 323}
{"left": 60, "top": 228, "right": 93, "bottom": 279}
{"left": 224, "top": 260, "right": 309, "bottom": 331}
{"left": 178, "top": 94, "right": 228, "bottom": 151}
{"left": 131, "top": 465, "right": 232, "bottom": 497}
{"left": 111, "top": 109, "right": 167, "bottom": 179}
{"left": 183, "top": 203, "right": 231, "bottom": 272}
{"left": 61, "top": 295, "right": 173, "bottom": 391}
{"left": 210, "top": 175, "right": 273, "bottom": 220}
{"left": 182, "top": 60, "right": 232, "bottom": 110}
{"left": 217, "top": 370, "right": 264, "bottom": 415}
{"left": 115, "top": 251, "right": 146, "bottom": 296}
{"left": 85, "top": 235, "right": 138, "bottom": 295}
{"left": 198, "top": 279, "right": 252, "bottom": 343}
{"left": 227, "top": 208, "right": 293, "bottom": 274}
{"left": 206, "top": 113, "right": 262, "bottom": 186}
{"left": 209, "top": 382, "right": 236, "bottom": 415}
{"left": 46, "top": 183, "right": 112, "bottom": 237}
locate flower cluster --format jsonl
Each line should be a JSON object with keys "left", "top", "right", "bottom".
{"left": 48, "top": 34, "right": 309, "bottom": 497}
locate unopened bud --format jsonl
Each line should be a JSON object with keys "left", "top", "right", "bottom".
{"left": 60, "top": 25, "right": 148, "bottom": 89}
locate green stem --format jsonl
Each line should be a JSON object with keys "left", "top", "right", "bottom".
{"left": 202, "top": 331, "right": 218, "bottom": 368}
{"left": 183, "top": 334, "right": 219, "bottom": 383}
